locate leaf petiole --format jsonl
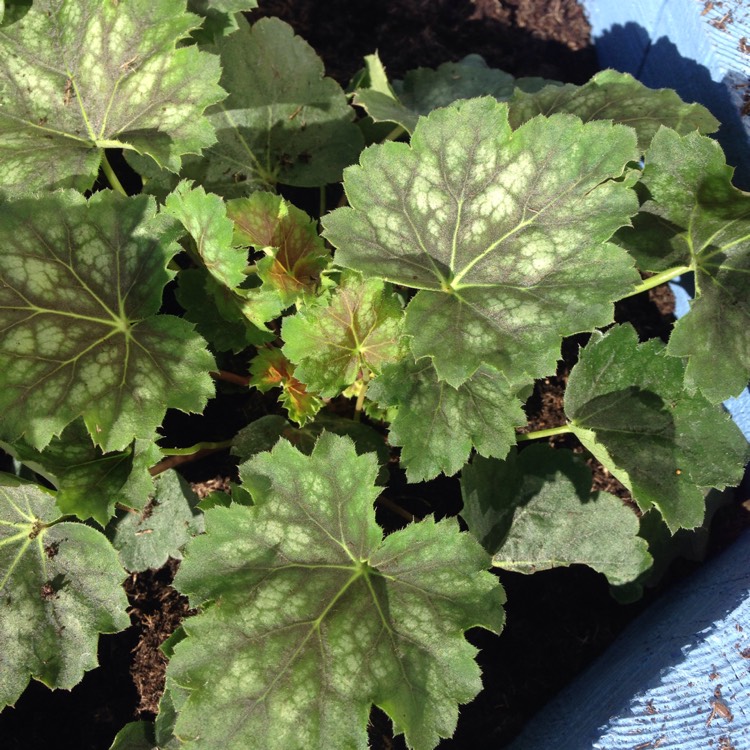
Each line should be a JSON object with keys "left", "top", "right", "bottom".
{"left": 625, "top": 265, "right": 693, "bottom": 297}
{"left": 517, "top": 425, "right": 573, "bottom": 442}
{"left": 100, "top": 152, "right": 128, "bottom": 197}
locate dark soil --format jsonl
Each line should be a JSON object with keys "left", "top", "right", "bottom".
{"left": 3, "top": 2, "right": 749, "bottom": 750}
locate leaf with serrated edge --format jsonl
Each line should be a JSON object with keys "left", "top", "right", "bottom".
{"left": 565, "top": 325, "right": 749, "bottom": 532}
{"left": 282, "top": 274, "right": 405, "bottom": 397}
{"left": 249, "top": 347, "right": 323, "bottom": 426}
{"left": 228, "top": 192, "right": 330, "bottom": 306}
{"left": 165, "top": 181, "right": 248, "bottom": 290}
{"left": 508, "top": 70, "right": 718, "bottom": 151}
{"left": 369, "top": 357, "right": 526, "bottom": 482}
{"left": 131, "top": 17, "right": 364, "bottom": 198}
{"left": 109, "top": 470, "right": 203, "bottom": 573}
{"left": 461, "top": 446, "right": 652, "bottom": 586}
{"left": 0, "top": 190, "right": 215, "bottom": 452}
{"left": 323, "top": 97, "right": 641, "bottom": 387}
{"left": 169, "top": 433, "right": 504, "bottom": 750}
{"left": 618, "top": 128, "right": 750, "bottom": 403}
{"left": 0, "top": 476, "right": 130, "bottom": 707}
{"left": 0, "top": 421, "right": 160, "bottom": 526}
{"left": 0, "top": 0, "right": 225, "bottom": 196}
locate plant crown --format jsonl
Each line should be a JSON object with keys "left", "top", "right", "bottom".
{"left": 0, "top": 3, "right": 749, "bottom": 749}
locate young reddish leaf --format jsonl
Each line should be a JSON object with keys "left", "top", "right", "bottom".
{"left": 227, "top": 192, "right": 330, "bottom": 305}
{"left": 0, "top": 477, "right": 130, "bottom": 708}
{"left": 565, "top": 325, "right": 750, "bottom": 532}
{"left": 369, "top": 358, "right": 526, "bottom": 481}
{"left": 0, "top": 191, "right": 215, "bottom": 452}
{"left": 249, "top": 348, "right": 322, "bottom": 426}
{"left": 0, "top": 0, "right": 225, "bottom": 196}
{"left": 461, "top": 446, "right": 652, "bottom": 587}
{"left": 323, "top": 97, "right": 641, "bottom": 387}
{"left": 170, "top": 433, "right": 505, "bottom": 750}
{"left": 282, "top": 274, "right": 405, "bottom": 397}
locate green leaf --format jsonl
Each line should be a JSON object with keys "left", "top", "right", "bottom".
{"left": 132, "top": 17, "right": 364, "bottom": 197}
{"left": 0, "top": 0, "right": 225, "bottom": 196}
{"left": 187, "top": 0, "right": 258, "bottom": 45}
{"left": 175, "top": 268, "right": 272, "bottom": 353}
{"left": 282, "top": 274, "right": 405, "bottom": 397}
{"left": 354, "top": 54, "right": 553, "bottom": 135}
{"left": 0, "top": 476, "right": 130, "bottom": 708}
{"left": 227, "top": 192, "right": 330, "bottom": 306}
{"left": 323, "top": 97, "right": 641, "bottom": 386}
{"left": 508, "top": 70, "right": 719, "bottom": 151}
{"left": 565, "top": 325, "right": 750, "bottom": 532}
{"left": 0, "top": 190, "right": 215, "bottom": 452}
{"left": 108, "top": 470, "right": 203, "bottom": 572}
{"left": 164, "top": 181, "right": 248, "bottom": 290}
{"left": 617, "top": 128, "right": 750, "bottom": 403}
{"left": 169, "top": 433, "right": 504, "bottom": 750}
{"left": 369, "top": 358, "right": 526, "bottom": 482}
{"left": 248, "top": 348, "right": 323, "bottom": 426}
{"left": 460, "top": 446, "right": 652, "bottom": 586}
{"left": 0, "top": 420, "right": 160, "bottom": 526}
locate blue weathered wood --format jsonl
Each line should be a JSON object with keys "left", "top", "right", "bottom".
{"left": 583, "top": 0, "right": 750, "bottom": 187}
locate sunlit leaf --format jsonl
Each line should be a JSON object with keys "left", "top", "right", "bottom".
{"left": 508, "top": 70, "right": 718, "bottom": 151}
{"left": 323, "top": 97, "right": 641, "bottom": 387}
{"left": 617, "top": 128, "right": 750, "bottom": 403}
{"left": 169, "top": 433, "right": 505, "bottom": 750}
{"left": 282, "top": 274, "right": 405, "bottom": 397}
{"left": 0, "top": 0, "right": 225, "bottom": 196}
{"left": 0, "top": 476, "right": 129, "bottom": 707}
{"left": 369, "top": 357, "right": 526, "bottom": 481}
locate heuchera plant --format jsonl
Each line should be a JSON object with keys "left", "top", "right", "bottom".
{"left": 1, "top": 2, "right": 749, "bottom": 748}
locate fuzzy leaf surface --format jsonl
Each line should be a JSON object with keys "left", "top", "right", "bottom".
{"left": 109, "top": 470, "right": 203, "bottom": 572}
{"left": 164, "top": 181, "right": 248, "bottom": 290}
{"left": 282, "top": 275, "right": 405, "bottom": 397}
{"left": 249, "top": 347, "right": 323, "bottom": 425}
{"left": 461, "top": 446, "right": 652, "bottom": 586}
{"left": 169, "top": 434, "right": 504, "bottom": 750}
{"left": 0, "top": 476, "right": 129, "bottom": 707}
{"left": 617, "top": 128, "right": 750, "bottom": 403}
{"left": 323, "top": 97, "right": 641, "bottom": 386}
{"left": 565, "top": 325, "right": 749, "bottom": 532}
{"left": 508, "top": 70, "right": 718, "bottom": 151}
{"left": 0, "top": 0, "right": 225, "bottom": 196}
{"left": 228, "top": 192, "right": 330, "bottom": 305}
{"left": 369, "top": 358, "right": 526, "bottom": 482}
{"left": 0, "top": 191, "right": 215, "bottom": 452}
{"left": 0, "top": 420, "right": 159, "bottom": 526}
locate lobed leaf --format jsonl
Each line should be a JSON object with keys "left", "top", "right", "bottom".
{"left": 249, "top": 347, "right": 323, "bottom": 425}
{"left": 617, "top": 128, "right": 750, "bottom": 403}
{"left": 228, "top": 191, "right": 330, "bottom": 306}
{"left": 0, "top": 420, "right": 160, "bottom": 526}
{"left": 508, "top": 70, "right": 718, "bottom": 151}
{"left": 0, "top": 190, "right": 215, "bottom": 452}
{"left": 131, "top": 17, "right": 364, "bottom": 197}
{"left": 0, "top": 476, "right": 130, "bottom": 708}
{"left": 0, "top": 0, "right": 225, "bottom": 196}
{"left": 369, "top": 358, "right": 526, "bottom": 482}
{"left": 282, "top": 274, "right": 405, "bottom": 397}
{"left": 164, "top": 180, "right": 248, "bottom": 290}
{"left": 565, "top": 325, "right": 750, "bottom": 532}
{"left": 323, "top": 97, "right": 641, "bottom": 386}
{"left": 461, "top": 446, "right": 652, "bottom": 586}
{"left": 169, "top": 433, "right": 504, "bottom": 750}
